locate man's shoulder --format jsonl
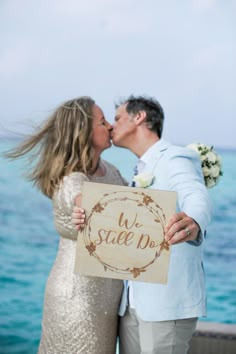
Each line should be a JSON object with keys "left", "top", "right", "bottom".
{"left": 164, "top": 142, "right": 198, "bottom": 160}
{"left": 156, "top": 139, "right": 192, "bottom": 154}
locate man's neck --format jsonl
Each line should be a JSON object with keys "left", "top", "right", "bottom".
{"left": 131, "top": 133, "right": 160, "bottom": 158}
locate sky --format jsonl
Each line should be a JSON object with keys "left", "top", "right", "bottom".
{"left": 0, "top": 0, "right": 235, "bottom": 148}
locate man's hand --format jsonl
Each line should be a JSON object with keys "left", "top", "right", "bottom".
{"left": 71, "top": 206, "right": 86, "bottom": 230}
{"left": 164, "top": 212, "right": 200, "bottom": 245}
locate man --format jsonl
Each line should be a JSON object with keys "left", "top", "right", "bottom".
{"left": 73, "top": 96, "right": 211, "bottom": 354}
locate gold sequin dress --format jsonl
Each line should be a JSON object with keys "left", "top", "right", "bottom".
{"left": 38, "top": 161, "right": 127, "bottom": 354}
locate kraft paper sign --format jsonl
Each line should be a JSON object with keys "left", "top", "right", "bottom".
{"left": 74, "top": 182, "right": 176, "bottom": 284}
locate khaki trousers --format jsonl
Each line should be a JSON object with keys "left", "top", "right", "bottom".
{"left": 119, "top": 308, "right": 197, "bottom": 354}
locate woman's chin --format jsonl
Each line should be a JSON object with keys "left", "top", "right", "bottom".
{"left": 103, "top": 142, "right": 112, "bottom": 151}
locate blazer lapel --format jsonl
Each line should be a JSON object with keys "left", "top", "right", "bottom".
{"left": 142, "top": 139, "right": 171, "bottom": 174}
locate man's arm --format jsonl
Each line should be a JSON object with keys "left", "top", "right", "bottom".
{"left": 163, "top": 147, "right": 212, "bottom": 245}
{"left": 164, "top": 211, "right": 200, "bottom": 245}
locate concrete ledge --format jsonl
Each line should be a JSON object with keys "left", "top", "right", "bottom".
{"left": 189, "top": 321, "right": 236, "bottom": 354}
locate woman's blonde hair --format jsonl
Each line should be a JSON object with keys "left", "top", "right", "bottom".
{"left": 5, "top": 96, "right": 96, "bottom": 198}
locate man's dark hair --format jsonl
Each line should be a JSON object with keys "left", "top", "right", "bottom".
{"left": 116, "top": 95, "right": 165, "bottom": 138}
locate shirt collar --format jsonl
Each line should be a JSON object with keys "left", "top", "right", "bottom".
{"left": 139, "top": 139, "right": 162, "bottom": 166}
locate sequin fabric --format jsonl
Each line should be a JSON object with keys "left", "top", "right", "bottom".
{"left": 38, "top": 161, "right": 127, "bottom": 354}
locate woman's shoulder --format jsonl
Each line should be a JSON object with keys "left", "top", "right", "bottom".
{"left": 101, "top": 159, "right": 128, "bottom": 186}
{"left": 54, "top": 171, "right": 89, "bottom": 197}
{"left": 62, "top": 171, "right": 89, "bottom": 191}
{"left": 63, "top": 171, "right": 89, "bottom": 183}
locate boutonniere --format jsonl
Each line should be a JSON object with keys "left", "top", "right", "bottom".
{"left": 133, "top": 172, "right": 155, "bottom": 188}
{"left": 187, "top": 143, "right": 223, "bottom": 189}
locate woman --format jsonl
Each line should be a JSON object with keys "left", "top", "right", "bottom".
{"left": 5, "top": 97, "right": 127, "bottom": 353}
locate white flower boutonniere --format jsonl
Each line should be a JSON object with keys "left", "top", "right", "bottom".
{"left": 187, "top": 143, "right": 223, "bottom": 189}
{"left": 133, "top": 172, "right": 155, "bottom": 188}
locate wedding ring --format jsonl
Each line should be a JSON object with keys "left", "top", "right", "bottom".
{"left": 184, "top": 227, "right": 191, "bottom": 237}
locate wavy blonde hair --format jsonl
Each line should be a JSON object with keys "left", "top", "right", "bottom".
{"left": 5, "top": 96, "right": 96, "bottom": 198}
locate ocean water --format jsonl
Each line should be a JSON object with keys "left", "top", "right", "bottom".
{"left": 0, "top": 138, "right": 236, "bottom": 354}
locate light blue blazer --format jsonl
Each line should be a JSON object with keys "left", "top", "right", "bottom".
{"left": 119, "top": 139, "right": 212, "bottom": 321}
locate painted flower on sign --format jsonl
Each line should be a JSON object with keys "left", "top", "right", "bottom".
{"left": 86, "top": 242, "right": 96, "bottom": 255}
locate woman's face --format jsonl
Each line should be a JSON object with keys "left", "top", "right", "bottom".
{"left": 92, "top": 104, "right": 112, "bottom": 154}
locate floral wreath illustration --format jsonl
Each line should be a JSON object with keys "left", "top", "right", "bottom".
{"left": 81, "top": 190, "right": 170, "bottom": 279}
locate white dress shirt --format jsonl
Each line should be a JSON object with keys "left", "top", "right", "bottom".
{"left": 128, "top": 141, "right": 160, "bottom": 308}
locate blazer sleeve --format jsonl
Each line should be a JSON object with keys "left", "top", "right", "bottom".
{"left": 166, "top": 147, "right": 212, "bottom": 245}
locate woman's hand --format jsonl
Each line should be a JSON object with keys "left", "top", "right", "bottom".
{"left": 71, "top": 206, "right": 86, "bottom": 230}
{"left": 73, "top": 194, "right": 86, "bottom": 230}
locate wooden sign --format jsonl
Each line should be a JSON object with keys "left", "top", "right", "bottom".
{"left": 74, "top": 182, "right": 176, "bottom": 284}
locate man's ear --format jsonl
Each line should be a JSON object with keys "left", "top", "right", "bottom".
{"left": 134, "top": 110, "right": 147, "bottom": 126}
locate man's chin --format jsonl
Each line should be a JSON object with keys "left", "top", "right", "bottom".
{"left": 111, "top": 138, "right": 120, "bottom": 147}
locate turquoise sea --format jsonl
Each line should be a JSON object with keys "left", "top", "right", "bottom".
{"left": 0, "top": 138, "right": 236, "bottom": 354}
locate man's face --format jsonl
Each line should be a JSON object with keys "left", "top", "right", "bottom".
{"left": 112, "top": 104, "right": 136, "bottom": 148}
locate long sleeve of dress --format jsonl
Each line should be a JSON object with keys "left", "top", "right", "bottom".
{"left": 53, "top": 172, "right": 89, "bottom": 240}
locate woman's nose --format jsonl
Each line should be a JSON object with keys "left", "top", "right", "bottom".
{"left": 106, "top": 122, "right": 113, "bottom": 131}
